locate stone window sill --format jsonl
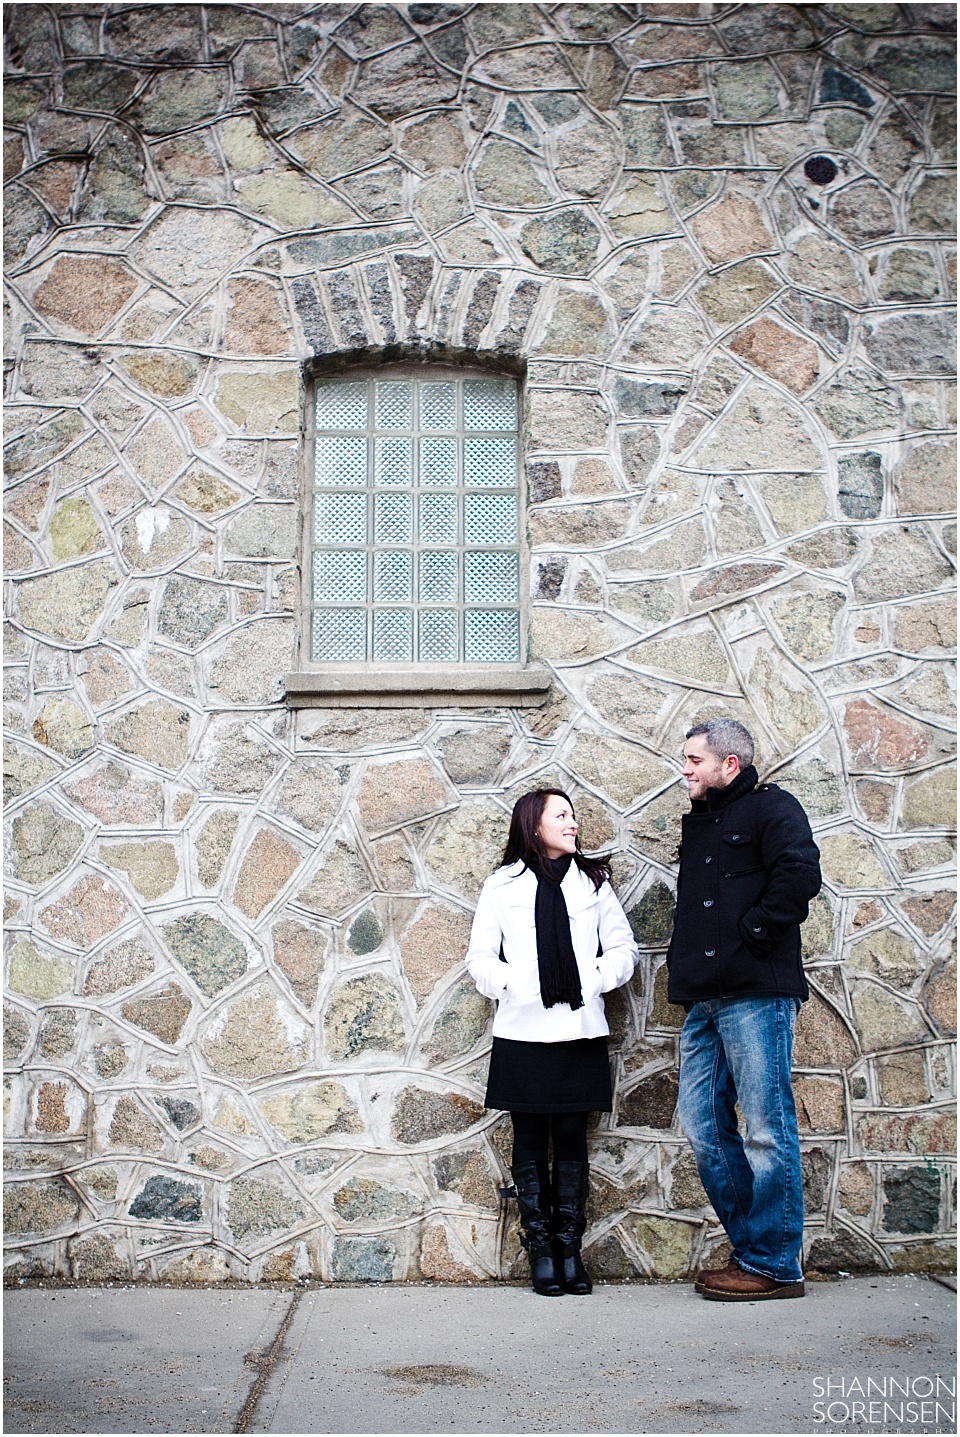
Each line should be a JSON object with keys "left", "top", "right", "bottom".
{"left": 284, "top": 664, "right": 552, "bottom": 709}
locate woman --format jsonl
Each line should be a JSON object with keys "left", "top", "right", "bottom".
{"left": 465, "top": 789, "right": 639, "bottom": 1297}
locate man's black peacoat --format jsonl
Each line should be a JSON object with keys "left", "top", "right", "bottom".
{"left": 666, "top": 765, "right": 823, "bottom": 1006}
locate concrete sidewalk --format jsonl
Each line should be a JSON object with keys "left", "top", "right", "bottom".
{"left": 3, "top": 1275, "right": 956, "bottom": 1436}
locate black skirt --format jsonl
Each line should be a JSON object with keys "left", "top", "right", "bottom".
{"left": 484, "top": 1035, "right": 612, "bottom": 1113}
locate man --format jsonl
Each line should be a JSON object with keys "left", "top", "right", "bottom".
{"left": 667, "top": 718, "right": 822, "bottom": 1301}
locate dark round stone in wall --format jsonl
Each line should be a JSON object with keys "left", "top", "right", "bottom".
{"left": 347, "top": 908, "right": 383, "bottom": 955}
{"left": 804, "top": 156, "right": 839, "bottom": 186}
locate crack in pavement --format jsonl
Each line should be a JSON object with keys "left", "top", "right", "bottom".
{"left": 233, "top": 1289, "right": 303, "bottom": 1435}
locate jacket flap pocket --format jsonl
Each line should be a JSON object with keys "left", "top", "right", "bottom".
{"left": 722, "top": 831, "right": 754, "bottom": 845}
{"left": 504, "top": 898, "right": 535, "bottom": 925}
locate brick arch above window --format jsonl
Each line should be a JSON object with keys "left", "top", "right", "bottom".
{"left": 289, "top": 259, "right": 542, "bottom": 365}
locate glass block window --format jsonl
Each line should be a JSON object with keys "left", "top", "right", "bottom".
{"left": 310, "top": 372, "right": 520, "bottom": 664}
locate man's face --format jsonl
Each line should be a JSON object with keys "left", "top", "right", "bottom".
{"left": 681, "top": 735, "right": 737, "bottom": 800}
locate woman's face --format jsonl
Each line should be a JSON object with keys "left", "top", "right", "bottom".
{"left": 537, "top": 795, "right": 578, "bottom": 860}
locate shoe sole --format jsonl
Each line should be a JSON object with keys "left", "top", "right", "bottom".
{"left": 699, "top": 1282, "right": 805, "bottom": 1302}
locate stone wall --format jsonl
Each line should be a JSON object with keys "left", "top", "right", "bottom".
{"left": 3, "top": 2, "right": 956, "bottom": 1284}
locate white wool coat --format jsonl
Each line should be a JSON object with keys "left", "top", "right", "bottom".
{"left": 465, "top": 860, "right": 639, "bottom": 1043}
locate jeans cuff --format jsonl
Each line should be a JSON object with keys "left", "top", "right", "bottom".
{"left": 738, "top": 1258, "right": 804, "bottom": 1284}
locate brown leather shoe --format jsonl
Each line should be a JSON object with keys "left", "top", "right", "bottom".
{"left": 697, "top": 1261, "right": 805, "bottom": 1302}
{"left": 694, "top": 1259, "right": 739, "bottom": 1293}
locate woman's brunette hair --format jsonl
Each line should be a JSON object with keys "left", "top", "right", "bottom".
{"left": 499, "top": 788, "right": 610, "bottom": 891}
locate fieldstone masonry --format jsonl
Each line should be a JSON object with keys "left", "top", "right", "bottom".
{"left": 3, "top": 2, "right": 956, "bottom": 1283}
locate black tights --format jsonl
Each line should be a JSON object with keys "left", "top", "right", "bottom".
{"left": 510, "top": 1110, "right": 589, "bottom": 1166}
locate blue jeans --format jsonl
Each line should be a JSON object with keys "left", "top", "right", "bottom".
{"left": 678, "top": 996, "right": 804, "bottom": 1284}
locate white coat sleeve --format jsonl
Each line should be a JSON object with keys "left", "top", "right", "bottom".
{"left": 595, "top": 881, "right": 639, "bottom": 993}
{"left": 464, "top": 878, "right": 510, "bottom": 1002}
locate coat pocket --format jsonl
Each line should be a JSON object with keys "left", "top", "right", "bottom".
{"left": 720, "top": 832, "right": 763, "bottom": 878}
{"left": 503, "top": 902, "right": 537, "bottom": 948}
{"left": 580, "top": 962, "right": 604, "bottom": 1002}
{"left": 500, "top": 910, "right": 540, "bottom": 1003}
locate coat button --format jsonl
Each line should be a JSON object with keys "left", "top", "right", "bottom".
{"left": 705, "top": 856, "right": 713, "bottom": 864}
{"left": 730, "top": 833, "right": 740, "bottom": 841}
{"left": 752, "top": 925, "right": 762, "bottom": 933}
{"left": 703, "top": 899, "right": 714, "bottom": 908}
{"left": 705, "top": 949, "right": 716, "bottom": 957}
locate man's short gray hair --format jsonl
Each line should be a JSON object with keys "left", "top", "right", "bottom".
{"left": 686, "top": 718, "right": 755, "bottom": 767}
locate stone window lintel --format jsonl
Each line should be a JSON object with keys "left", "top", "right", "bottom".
{"left": 284, "top": 664, "right": 552, "bottom": 709}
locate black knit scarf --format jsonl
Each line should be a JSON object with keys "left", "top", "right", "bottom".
{"left": 531, "top": 853, "right": 584, "bottom": 1010}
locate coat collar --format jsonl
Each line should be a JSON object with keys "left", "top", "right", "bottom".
{"left": 492, "top": 859, "right": 595, "bottom": 908}
{"left": 705, "top": 764, "right": 759, "bottom": 811}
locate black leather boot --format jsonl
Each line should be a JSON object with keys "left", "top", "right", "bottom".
{"left": 511, "top": 1161, "right": 564, "bottom": 1296}
{"left": 553, "top": 1160, "right": 592, "bottom": 1295}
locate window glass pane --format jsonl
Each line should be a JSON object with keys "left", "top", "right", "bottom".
{"left": 463, "top": 378, "right": 516, "bottom": 431}
{"left": 314, "top": 492, "right": 367, "bottom": 545}
{"left": 313, "top": 551, "right": 366, "bottom": 603}
{"left": 376, "top": 380, "right": 412, "bottom": 430}
{"left": 464, "top": 551, "right": 518, "bottom": 604}
{"left": 374, "top": 551, "right": 412, "bottom": 602}
{"left": 315, "top": 435, "right": 366, "bottom": 486}
{"left": 374, "top": 609, "right": 412, "bottom": 661}
{"left": 464, "top": 493, "right": 517, "bottom": 545}
{"left": 375, "top": 493, "right": 412, "bottom": 544}
{"left": 419, "top": 610, "right": 458, "bottom": 662}
{"left": 464, "top": 436, "right": 516, "bottom": 488}
{"left": 316, "top": 381, "right": 367, "bottom": 431}
{"left": 310, "top": 372, "right": 521, "bottom": 666}
{"left": 420, "top": 382, "right": 456, "bottom": 431}
{"left": 465, "top": 610, "right": 519, "bottom": 662}
{"left": 419, "top": 436, "right": 457, "bottom": 487}
{"left": 419, "top": 551, "right": 458, "bottom": 602}
{"left": 375, "top": 437, "right": 412, "bottom": 486}
{"left": 420, "top": 493, "right": 458, "bottom": 544}
{"left": 313, "top": 608, "right": 366, "bottom": 661}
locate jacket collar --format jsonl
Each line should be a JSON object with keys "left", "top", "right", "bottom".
{"left": 705, "top": 764, "right": 759, "bottom": 812}
{"left": 493, "top": 859, "right": 594, "bottom": 907}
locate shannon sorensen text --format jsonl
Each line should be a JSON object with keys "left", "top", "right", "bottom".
{"left": 812, "top": 1374, "right": 956, "bottom": 1427}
